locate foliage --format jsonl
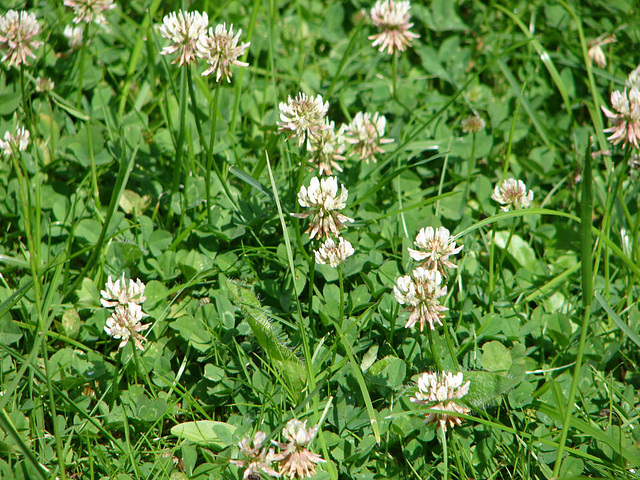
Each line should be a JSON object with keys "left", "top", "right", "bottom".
{"left": 0, "top": 0, "right": 639, "bottom": 479}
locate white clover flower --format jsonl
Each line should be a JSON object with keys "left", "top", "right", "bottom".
{"left": 35, "top": 77, "right": 55, "bottom": 93}
{"left": 0, "top": 10, "right": 42, "bottom": 68}
{"left": 627, "top": 65, "right": 640, "bottom": 90}
{"left": 64, "top": 25, "right": 84, "bottom": 49}
{"left": 0, "top": 125, "right": 30, "bottom": 156}
{"left": 278, "top": 93, "right": 329, "bottom": 148}
{"left": 64, "top": 0, "right": 116, "bottom": 25}
{"left": 461, "top": 115, "right": 485, "bottom": 134}
{"left": 201, "top": 23, "right": 250, "bottom": 82}
{"left": 104, "top": 302, "right": 151, "bottom": 351}
{"left": 368, "top": 0, "right": 419, "bottom": 55}
{"left": 393, "top": 267, "right": 447, "bottom": 331}
{"left": 100, "top": 273, "right": 146, "bottom": 308}
{"left": 408, "top": 226, "right": 463, "bottom": 275}
{"left": 273, "top": 419, "right": 325, "bottom": 479}
{"left": 292, "top": 176, "right": 354, "bottom": 239}
{"left": 491, "top": 178, "right": 534, "bottom": 211}
{"left": 344, "top": 112, "right": 394, "bottom": 163}
{"left": 410, "top": 371, "right": 470, "bottom": 430}
{"left": 601, "top": 87, "right": 640, "bottom": 148}
{"left": 231, "top": 431, "right": 281, "bottom": 480}
{"left": 587, "top": 33, "right": 615, "bottom": 69}
{"left": 314, "top": 237, "right": 354, "bottom": 267}
{"left": 307, "top": 120, "right": 346, "bottom": 176}
{"left": 159, "top": 10, "right": 209, "bottom": 67}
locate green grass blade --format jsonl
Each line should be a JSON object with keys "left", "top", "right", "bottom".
{"left": 595, "top": 291, "right": 640, "bottom": 349}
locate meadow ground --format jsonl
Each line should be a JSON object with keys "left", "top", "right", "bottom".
{"left": 0, "top": 0, "right": 639, "bottom": 479}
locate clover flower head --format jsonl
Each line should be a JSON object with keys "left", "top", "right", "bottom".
{"left": 35, "top": 77, "right": 55, "bottom": 93}
{"left": 461, "top": 115, "right": 486, "bottom": 134}
{"left": 0, "top": 10, "right": 43, "bottom": 68}
{"left": 587, "top": 34, "right": 616, "bottom": 69}
{"left": 64, "top": 0, "right": 116, "bottom": 25}
{"left": 159, "top": 10, "right": 209, "bottom": 67}
{"left": 344, "top": 111, "right": 394, "bottom": 163}
{"left": 393, "top": 267, "right": 447, "bottom": 331}
{"left": 601, "top": 87, "right": 640, "bottom": 148}
{"left": 314, "top": 237, "right": 354, "bottom": 267}
{"left": 627, "top": 65, "right": 640, "bottom": 90}
{"left": 491, "top": 178, "right": 534, "bottom": 211}
{"left": 408, "top": 226, "right": 463, "bottom": 275}
{"left": 232, "top": 431, "right": 281, "bottom": 480}
{"left": 307, "top": 120, "right": 346, "bottom": 175}
{"left": 273, "top": 419, "right": 325, "bottom": 479}
{"left": 292, "top": 176, "right": 354, "bottom": 239}
{"left": 201, "top": 23, "right": 250, "bottom": 82}
{"left": 368, "top": 0, "right": 419, "bottom": 54}
{"left": 104, "top": 303, "right": 150, "bottom": 350}
{"left": 278, "top": 93, "right": 329, "bottom": 148}
{"left": 100, "top": 273, "right": 146, "bottom": 308}
{"left": 0, "top": 125, "right": 30, "bottom": 156}
{"left": 411, "top": 371, "right": 470, "bottom": 430}
{"left": 64, "top": 25, "right": 84, "bottom": 49}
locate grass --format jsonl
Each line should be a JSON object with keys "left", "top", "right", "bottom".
{"left": 0, "top": 0, "right": 640, "bottom": 479}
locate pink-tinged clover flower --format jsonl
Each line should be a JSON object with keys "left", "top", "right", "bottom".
{"left": 0, "top": 125, "right": 30, "bottom": 156}
{"left": 410, "top": 371, "right": 471, "bottom": 430}
{"left": 100, "top": 273, "right": 146, "bottom": 308}
{"left": 0, "top": 10, "right": 42, "bottom": 68}
{"left": 158, "top": 10, "right": 209, "bottom": 67}
{"left": 307, "top": 120, "right": 347, "bottom": 176}
{"left": 104, "top": 303, "right": 151, "bottom": 351}
{"left": 101, "top": 274, "right": 150, "bottom": 351}
{"left": 64, "top": 0, "right": 116, "bottom": 25}
{"left": 292, "top": 176, "right": 354, "bottom": 240}
{"left": 314, "top": 237, "right": 354, "bottom": 267}
{"left": 491, "top": 178, "right": 534, "bottom": 211}
{"left": 343, "top": 112, "right": 394, "bottom": 163}
{"left": 393, "top": 267, "right": 447, "bottom": 331}
{"left": 273, "top": 419, "right": 325, "bottom": 479}
{"left": 408, "top": 226, "right": 463, "bottom": 275}
{"left": 201, "top": 23, "right": 250, "bottom": 82}
{"left": 601, "top": 87, "right": 640, "bottom": 148}
{"left": 368, "top": 0, "right": 419, "bottom": 55}
{"left": 278, "top": 93, "right": 329, "bottom": 148}
{"left": 231, "top": 431, "right": 281, "bottom": 480}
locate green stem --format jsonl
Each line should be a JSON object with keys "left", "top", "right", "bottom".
{"left": 391, "top": 52, "right": 398, "bottom": 99}
{"left": 19, "top": 66, "right": 34, "bottom": 132}
{"left": 439, "top": 428, "right": 448, "bottom": 480}
{"left": 170, "top": 66, "right": 188, "bottom": 203}
{"left": 552, "top": 144, "right": 594, "bottom": 477}
{"left": 41, "top": 342, "right": 67, "bottom": 480}
{"left": 206, "top": 83, "right": 221, "bottom": 224}
{"left": 425, "top": 326, "right": 443, "bottom": 371}
{"left": 76, "top": 23, "right": 91, "bottom": 109}
{"left": 465, "top": 132, "right": 477, "bottom": 203}
{"left": 338, "top": 266, "right": 345, "bottom": 327}
{"left": 487, "top": 227, "right": 497, "bottom": 314}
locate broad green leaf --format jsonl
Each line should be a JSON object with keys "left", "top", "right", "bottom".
{"left": 171, "top": 421, "right": 236, "bottom": 450}
{"left": 494, "top": 231, "right": 537, "bottom": 271}
{"left": 480, "top": 341, "right": 512, "bottom": 372}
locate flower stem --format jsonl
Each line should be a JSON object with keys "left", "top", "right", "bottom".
{"left": 391, "top": 52, "right": 398, "bottom": 98}
{"left": 168, "top": 66, "right": 189, "bottom": 224}
{"left": 205, "top": 82, "right": 221, "bottom": 224}
{"left": 338, "top": 266, "right": 345, "bottom": 327}
{"left": 464, "top": 132, "right": 477, "bottom": 204}
{"left": 425, "top": 326, "right": 443, "bottom": 371}
{"left": 76, "top": 23, "right": 91, "bottom": 109}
